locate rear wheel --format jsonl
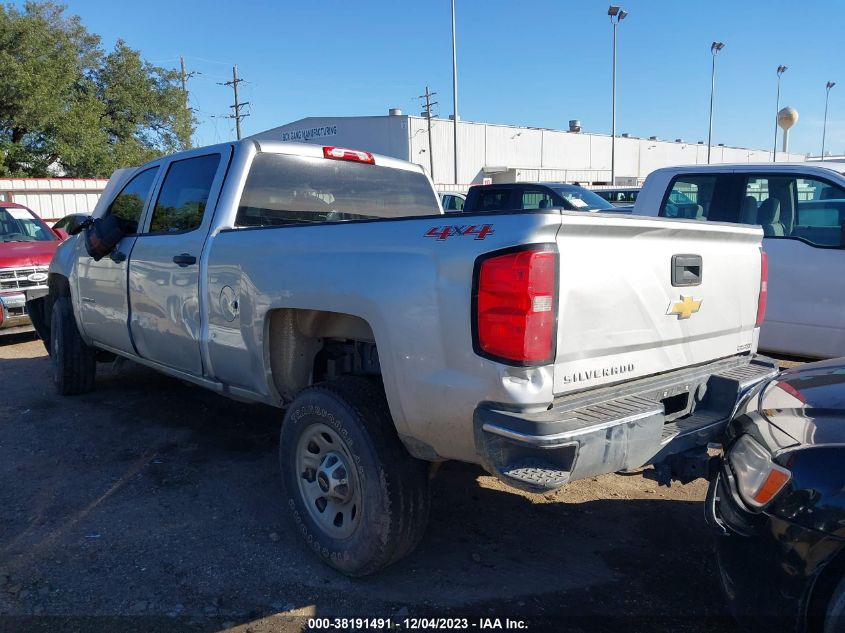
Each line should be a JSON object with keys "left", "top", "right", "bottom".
{"left": 279, "top": 376, "right": 430, "bottom": 576}
{"left": 50, "top": 297, "right": 96, "bottom": 395}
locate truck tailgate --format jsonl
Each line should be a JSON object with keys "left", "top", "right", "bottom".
{"left": 553, "top": 213, "right": 763, "bottom": 395}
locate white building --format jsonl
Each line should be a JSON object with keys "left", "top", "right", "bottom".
{"left": 252, "top": 111, "right": 807, "bottom": 189}
{"left": 0, "top": 177, "right": 108, "bottom": 223}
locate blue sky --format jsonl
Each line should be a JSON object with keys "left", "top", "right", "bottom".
{"left": 48, "top": 1, "right": 844, "bottom": 154}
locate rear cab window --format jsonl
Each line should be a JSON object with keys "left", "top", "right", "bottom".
{"left": 236, "top": 153, "right": 439, "bottom": 227}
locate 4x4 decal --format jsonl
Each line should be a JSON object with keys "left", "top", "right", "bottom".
{"left": 424, "top": 224, "right": 494, "bottom": 241}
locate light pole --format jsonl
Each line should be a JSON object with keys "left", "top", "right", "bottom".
{"left": 772, "top": 65, "right": 787, "bottom": 161}
{"left": 822, "top": 81, "right": 836, "bottom": 161}
{"left": 451, "top": 0, "right": 459, "bottom": 185}
{"left": 707, "top": 41, "right": 725, "bottom": 164}
{"left": 608, "top": 5, "right": 628, "bottom": 185}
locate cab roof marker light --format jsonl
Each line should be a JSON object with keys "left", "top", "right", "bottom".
{"left": 322, "top": 146, "right": 375, "bottom": 165}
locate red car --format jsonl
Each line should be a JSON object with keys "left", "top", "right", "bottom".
{"left": 0, "top": 202, "right": 66, "bottom": 335}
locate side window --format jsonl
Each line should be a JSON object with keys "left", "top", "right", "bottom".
{"left": 791, "top": 177, "right": 845, "bottom": 247}
{"left": 521, "top": 190, "right": 555, "bottom": 210}
{"left": 106, "top": 167, "right": 159, "bottom": 232}
{"left": 476, "top": 189, "right": 512, "bottom": 211}
{"left": 148, "top": 154, "right": 220, "bottom": 234}
{"left": 739, "top": 175, "right": 845, "bottom": 247}
{"left": 450, "top": 195, "right": 465, "bottom": 211}
{"left": 659, "top": 176, "right": 717, "bottom": 220}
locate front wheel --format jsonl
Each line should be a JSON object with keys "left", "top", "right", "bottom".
{"left": 279, "top": 376, "right": 430, "bottom": 576}
{"left": 50, "top": 296, "right": 96, "bottom": 395}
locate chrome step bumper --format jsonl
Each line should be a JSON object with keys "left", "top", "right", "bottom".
{"left": 474, "top": 356, "right": 779, "bottom": 492}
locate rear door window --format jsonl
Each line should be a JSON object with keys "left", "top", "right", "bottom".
{"left": 475, "top": 189, "right": 513, "bottom": 212}
{"left": 659, "top": 175, "right": 718, "bottom": 220}
{"left": 148, "top": 154, "right": 221, "bottom": 233}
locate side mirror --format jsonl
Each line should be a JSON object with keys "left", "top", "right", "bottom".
{"left": 53, "top": 228, "right": 69, "bottom": 240}
{"left": 58, "top": 213, "right": 92, "bottom": 236}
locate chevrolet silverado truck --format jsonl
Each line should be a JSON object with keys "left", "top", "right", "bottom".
{"left": 1, "top": 202, "right": 65, "bottom": 335}
{"left": 33, "top": 140, "right": 778, "bottom": 576}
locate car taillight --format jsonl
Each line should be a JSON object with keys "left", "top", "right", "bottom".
{"left": 728, "top": 434, "right": 791, "bottom": 509}
{"left": 756, "top": 250, "right": 768, "bottom": 327}
{"left": 323, "top": 146, "right": 375, "bottom": 164}
{"left": 473, "top": 246, "right": 558, "bottom": 365}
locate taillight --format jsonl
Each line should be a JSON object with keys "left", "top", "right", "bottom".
{"left": 473, "top": 246, "right": 558, "bottom": 365}
{"left": 323, "top": 146, "right": 375, "bottom": 164}
{"left": 756, "top": 250, "right": 768, "bottom": 327}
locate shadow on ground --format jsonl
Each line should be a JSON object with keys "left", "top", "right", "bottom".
{"left": 0, "top": 341, "right": 736, "bottom": 633}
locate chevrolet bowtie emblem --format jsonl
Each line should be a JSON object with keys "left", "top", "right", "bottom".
{"left": 668, "top": 295, "right": 702, "bottom": 320}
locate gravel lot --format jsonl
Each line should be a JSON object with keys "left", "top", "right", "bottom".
{"left": 0, "top": 334, "right": 748, "bottom": 633}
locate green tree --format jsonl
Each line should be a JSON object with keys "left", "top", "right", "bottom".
{"left": 0, "top": 2, "right": 193, "bottom": 177}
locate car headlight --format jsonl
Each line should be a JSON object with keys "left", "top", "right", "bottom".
{"left": 728, "top": 434, "right": 791, "bottom": 509}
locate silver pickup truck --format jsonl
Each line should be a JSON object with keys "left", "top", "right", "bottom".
{"left": 33, "top": 140, "right": 777, "bottom": 575}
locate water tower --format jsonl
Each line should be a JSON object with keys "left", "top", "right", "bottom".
{"left": 777, "top": 106, "right": 799, "bottom": 154}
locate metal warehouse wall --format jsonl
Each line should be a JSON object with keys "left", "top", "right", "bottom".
{"left": 406, "top": 116, "right": 806, "bottom": 185}
{"left": 253, "top": 113, "right": 806, "bottom": 186}
{"left": 0, "top": 178, "right": 107, "bottom": 223}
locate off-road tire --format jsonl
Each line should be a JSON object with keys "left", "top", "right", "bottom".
{"left": 825, "top": 574, "right": 845, "bottom": 633}
{"left": 50, "top": 297, "right": 96, "bottom": 395}
{"left": 279, "top": 376, "right": 431, "bottom": 576}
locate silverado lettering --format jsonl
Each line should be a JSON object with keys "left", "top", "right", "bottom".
{"left": 562, "top": 363, "right": 636, "bottom": 385}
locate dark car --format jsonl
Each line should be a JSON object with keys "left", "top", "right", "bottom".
{"left": 462, "top": 182, "right": 615, "bottom": 213}
{"left": 707, "top": 358, "right": 845, "bottom": 633}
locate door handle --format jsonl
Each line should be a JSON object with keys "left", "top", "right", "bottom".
{"left": 109, "top": 250, "right": 127, "bottom": 263}
{"left": 172, "top": 253, "right": 197, "bottom": 267}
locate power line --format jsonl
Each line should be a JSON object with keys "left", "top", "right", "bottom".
{"left": 219, "top": 65, "right": 250, "bottom": 140}
{"left": 418, "top": 86, "right": 437, "bottom": 177}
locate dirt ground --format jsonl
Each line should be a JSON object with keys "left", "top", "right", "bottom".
{"left": 0, "top": 333, "right": 751, "bottom": 633}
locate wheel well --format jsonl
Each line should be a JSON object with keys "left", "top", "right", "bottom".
{"left": 267, "top": 308, "right": 380, "bottom": 403}
{"left": 806, "top": 544, "right": 845, "bottom": 632}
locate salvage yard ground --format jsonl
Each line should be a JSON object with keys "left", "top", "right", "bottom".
{"left": 1, "top": 334, "right": 788, "bottom": 633}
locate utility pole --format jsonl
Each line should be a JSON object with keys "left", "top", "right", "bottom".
{"left": 178, "top": 56, "right": 198, "bottom": 148}
{"left": 221, "top": 65, "right": 250, "bottom": 140}
{"left": 419, "top": 86, "right": 438, "bottom": 178}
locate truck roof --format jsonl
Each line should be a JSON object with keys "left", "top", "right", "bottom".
{"left": 649, "top": 162, "right": 845, "bottom": 175}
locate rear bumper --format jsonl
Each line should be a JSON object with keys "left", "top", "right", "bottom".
{"left": 474, "top": 355, "right": 779, "bottom": 492}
